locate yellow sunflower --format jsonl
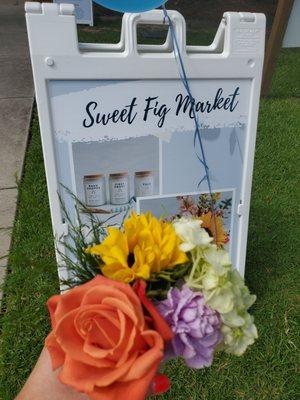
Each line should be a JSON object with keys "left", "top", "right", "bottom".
{"left": 200, "top": 211, "right": 229, "bottom": 247}
{"left": 86, "top": 212, "right": 188, "bottom": 283}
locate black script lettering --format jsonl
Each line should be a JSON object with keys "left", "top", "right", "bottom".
{"left": 175, "top": 86, "right": 240, "bottom": 118}
{"left": 126, "top": 97, "right": 138, "bottom": 124}
{"left": 143, "top": 96, "right": 170, "bottom": 127}
{"left": 213, "top": 88, "right": 225, "bottom": 110}
{"left": 195, "top": 100, "right": 213, "bottom": 114}
{"left": 175, "top": 94, "right": 193, "bottom": 117}
{"left": 229, "top": 87, "right": 240, "bottom": 111}
{"left": 83, "top": 101, "right": 97, "bottom": 128}
{"left": 82, "top": 98, "right": 137, "bottom": 128}
{"left": 223, "top": 97, "right": 231, "bottom": 110}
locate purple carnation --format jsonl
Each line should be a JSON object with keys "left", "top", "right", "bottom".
{"left": 156, "top": 285, "right": 222, "bottom": 369}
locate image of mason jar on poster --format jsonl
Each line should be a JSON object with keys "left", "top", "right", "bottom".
{"left": 72, "top": 135, "right": 159, "bottom": 225}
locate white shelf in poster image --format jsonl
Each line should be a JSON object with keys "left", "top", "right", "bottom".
{"left": 82, "top": 203, "right": 133, "bottom": 215}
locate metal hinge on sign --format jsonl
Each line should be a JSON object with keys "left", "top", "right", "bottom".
{"left": 237, "top": 203, "right": 244, "bottom": 216}
{"left": 239, "top": 12, "right": 255, "bottom": 23}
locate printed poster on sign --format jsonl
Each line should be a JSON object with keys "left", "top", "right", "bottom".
{"left": 50, "top": 78, "right": 250, "bottom": 268}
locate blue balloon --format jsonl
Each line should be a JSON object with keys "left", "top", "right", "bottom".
{"left": 93, "top": 0, "right": 167, "bottom": 13}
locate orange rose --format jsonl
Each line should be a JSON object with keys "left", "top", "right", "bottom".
{"left": 45, "top": 276, "right": 168, "bottom": 400}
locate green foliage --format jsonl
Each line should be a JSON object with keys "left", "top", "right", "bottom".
{"left": 57, "top": 188, "right": 137, "bottom": 288}
{"left": 57, "top": 188, "right": 105, "bottom": 288}
{"left": 147, "top": 262, "right": 192, "bottom": 299}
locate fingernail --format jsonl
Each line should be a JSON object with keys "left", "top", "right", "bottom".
{"left": 152, "top": 374, "right": 170, "bottom": 394}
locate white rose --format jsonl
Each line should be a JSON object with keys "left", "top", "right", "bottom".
{"left": 173, "top": 217, "right": 212, "bottom": 252}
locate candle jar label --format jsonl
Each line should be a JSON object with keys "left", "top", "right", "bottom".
{"left": 109, "top": 173, "right": 130, "bottom": 205}
{"left": 84, "top": 175, "right": 106, "bottom": 206}
{"left": 135, "top": 171, "right": 154, "bottom": 197}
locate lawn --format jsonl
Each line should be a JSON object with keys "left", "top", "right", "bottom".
{"left": 0, "top": 21, "right": 299, "bottom": 400}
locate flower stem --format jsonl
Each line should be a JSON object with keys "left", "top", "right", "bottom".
{"left": 187, "top": 248, "right": 202, "bottom": 287}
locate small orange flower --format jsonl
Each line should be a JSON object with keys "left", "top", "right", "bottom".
{"left": 200, "top": 212, "right": 229, "bottom": 247}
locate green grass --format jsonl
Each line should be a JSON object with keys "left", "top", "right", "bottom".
{"left": 269, "top": 48, "right": 300, "bottom": 98}
{"left": 270, "top": 48, "right": 300, "bottom": 97}
{"left": 0, "top": 113, "right": 59, "bottom": 398}
{"left": 0, "top": 25, "right": 299, "bottom": 400}
{"left": 77, "top": 20, "right": 215, "bottom": 46}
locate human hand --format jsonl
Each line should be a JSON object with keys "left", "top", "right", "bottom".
{"left": 16, "top": 347, "right": 169, "bottom": 400}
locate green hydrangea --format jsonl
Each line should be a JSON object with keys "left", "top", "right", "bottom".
{"left": 182, "top": 230, "right": 258, "bottom": 356}
{"left": 221, "top": 313, "right": 258, "bottom": 356}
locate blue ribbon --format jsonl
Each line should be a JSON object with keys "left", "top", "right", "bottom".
{"left": 162, "top": 7, "right": 218, "bottom": 238}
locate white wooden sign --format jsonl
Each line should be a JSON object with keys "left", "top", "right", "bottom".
{"left": 54, "top": 0, "right": 93, "bottom": 25}
{"left": 25, "top": 2, "right": 265, "bottom": 283}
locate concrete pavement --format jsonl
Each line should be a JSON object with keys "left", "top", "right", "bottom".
{"left": 0, "top": 0, "right": 34, "bottom": 295}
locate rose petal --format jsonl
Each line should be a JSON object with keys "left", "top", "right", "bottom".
{"left": 48, "top": 276, "right": 105, "bottom": 326}
{"left": 102, "top": 297, "right": 138, "bottom": 326}
{"left": 56, "top": 308, "right": 116, "bottom": 368}
{"left": 45, "top": 332, "right": 65, "bottom": 370}
{"left": 81, "top": 285, "right": 132, "bottom": 308}
{"left": 90, "top": 364, "right": 159, "bottom": 400}
{"left": 47, "top": 295, "right": 60, "bottom": 329}
{"left": 59, "top": 354, "right": 137, "bottom": 392}
{"left": 121, "top": 330, "right": 163, "bottom": 381}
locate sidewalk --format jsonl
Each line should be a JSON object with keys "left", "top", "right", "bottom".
{"left": 0, "top": 0, "right": 33, "bottom": 296}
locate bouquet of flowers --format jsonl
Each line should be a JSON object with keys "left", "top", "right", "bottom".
{"left": 45, "top": 211, "right": 258, "bottom": 400}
